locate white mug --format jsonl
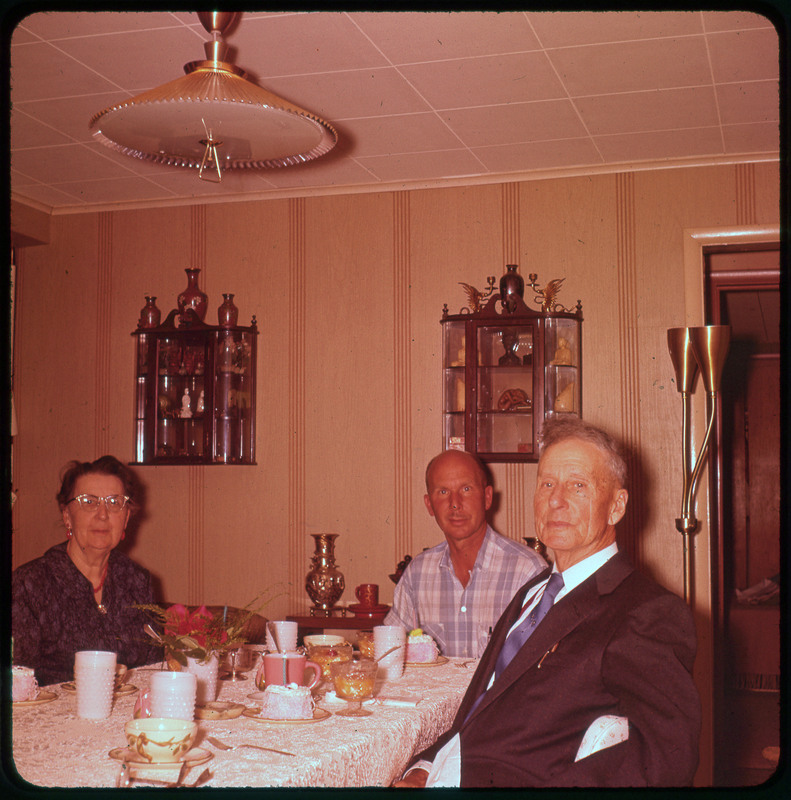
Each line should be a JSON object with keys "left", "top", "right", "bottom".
{"left": 136, "top": 671, "right": 198, "bottom": 721}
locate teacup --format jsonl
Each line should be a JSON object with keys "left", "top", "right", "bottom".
{"left": 355, "top": 583, "right": 379, "bottom": 608}
{"left": 125, "top": 718, "right": 197, "bottom": 763}
{"left": 255, "top": 652, "right": 321, "bottom": 691}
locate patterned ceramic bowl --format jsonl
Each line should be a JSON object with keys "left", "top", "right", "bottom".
{"left": 124, "top": 718, "right": 197, "bottom": 763}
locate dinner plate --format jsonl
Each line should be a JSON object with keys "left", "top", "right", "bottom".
{"left": 13, "top": 690, "right": 58, "bottom": 707}
{"left": 109, "top": 747, "right": 213, "bottom": 768}
{"left": 406, "top": 655, "right": 449, "bottom": 668}
{"left": 195, "top": 701, "right": 246, "bottom": 720}
{"left": 242, "top": 707, "right": 331, "bottom": 724}
{"left": 60, "top": 682, "right": 138, "bottom": 696}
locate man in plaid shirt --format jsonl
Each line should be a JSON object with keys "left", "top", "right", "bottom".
{"left": 384, "top": 450, "right": 546, "bottom": 658}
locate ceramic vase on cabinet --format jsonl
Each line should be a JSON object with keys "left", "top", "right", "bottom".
{"left": 177, "top": 268, "right": 209, "bottom": 322}
{"left": 305, "top": 534, "right": 345, "bottom": 615}
{"left": 499, "top": 264, "right": 524, "bottom": 312}
{"left": 185, "top": 655, "right": 219, "bottom": 704}
{"left": 217, "top": 293, "right": 239, "bottom": 328}
{"left": 138, "top": 296, "right": 161, "bottom": 329}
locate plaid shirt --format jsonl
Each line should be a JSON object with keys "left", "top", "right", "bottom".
{"left": 384, "top": 526, "right": 547, "bottom": 658}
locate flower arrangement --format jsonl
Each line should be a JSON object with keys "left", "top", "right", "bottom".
{"left": 137, "top": 586, "right": 286, "bottom": 668}
{"left": 137, "top": 603, "right": 250, "bottom": 667}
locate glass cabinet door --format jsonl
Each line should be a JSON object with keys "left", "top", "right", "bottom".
{"left": 442, "top": 321, "right": 466, "bottom": 450}
{"left": 213, "top": 330, "right": 255, "bottom": 464}
{"left": 544, "top": 317, "right": 580, "bottom": 417}
{"left": 154, "top": 336, "right": 207, "bottom": 459}
{"left": 476, "top": 324, "right": 535, "bottom": 456}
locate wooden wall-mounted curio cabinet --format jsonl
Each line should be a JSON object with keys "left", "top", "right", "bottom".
{"left": 441, "top": 268, "right": 582, "bottom": 463}
{"left": 132, "top": 308, "right": 257, "bottom": 465}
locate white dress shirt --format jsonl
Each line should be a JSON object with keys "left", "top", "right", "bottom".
{"left": 416, "top": 543, "right": 619, "bottom": 788}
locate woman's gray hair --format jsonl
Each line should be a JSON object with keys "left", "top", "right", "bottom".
{"left": 538, "top": 417, "right": 627, "bottom": 488}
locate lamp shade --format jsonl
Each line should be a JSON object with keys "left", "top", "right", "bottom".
{"left": 89, "top": 13, "right": 337, "bottom": 173}
{"left": 667, "top": 327, "right": 699, "bottom": 394}
{"left": 688, "top": 325, "right": 731, "bottom": 393}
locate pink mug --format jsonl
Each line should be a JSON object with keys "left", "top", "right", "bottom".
{"left": 255, "top": 652, "right": 321, "bottom": 691}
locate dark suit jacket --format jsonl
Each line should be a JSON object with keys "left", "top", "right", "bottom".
{"left": 418, "top": 552, "right": 701, "bottom": 787}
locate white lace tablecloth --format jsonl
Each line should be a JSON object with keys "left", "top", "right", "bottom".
{"left": 10, "top": 659, "right": 475, "bottom": 788}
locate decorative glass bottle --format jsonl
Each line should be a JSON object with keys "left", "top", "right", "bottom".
{"left": 217, "top": 293, "right": 239, "bottom": 328}
{"left": 499, "top": 264, "right": 524, "bottom": 312}
{"left": 305, "top": 533, "right": 345, "bottom": 616}
{"left": 177, "top": 268, "right": 208, "bottom": 322}
{"left": 138, "top": 296, "right": 161, "bottom": 329}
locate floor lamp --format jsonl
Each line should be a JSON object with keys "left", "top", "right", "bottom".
{"left": 667, "top": 325, "right": 730, "bottom": 605}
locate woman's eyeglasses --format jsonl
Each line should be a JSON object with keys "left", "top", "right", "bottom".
{"left": 67, "top": 494, "right": 130, "bottom": 513}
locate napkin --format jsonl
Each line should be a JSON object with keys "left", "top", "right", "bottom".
{"left": 362, "top": 695, "right": 421, "bottom": 707}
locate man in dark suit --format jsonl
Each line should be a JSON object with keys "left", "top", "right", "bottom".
{"left": 395, "top": 417, "right": 700, "bottom": 788}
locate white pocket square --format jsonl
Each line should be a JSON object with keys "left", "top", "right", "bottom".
{"left": 574, "top": 715, "right": 629, "bottom": 761}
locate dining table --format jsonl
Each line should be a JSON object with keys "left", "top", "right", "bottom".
{"left": 9, "top": 656, "right": 475, "bottom": 788}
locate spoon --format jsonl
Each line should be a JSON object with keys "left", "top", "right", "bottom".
{"left": 373, "top": 644, "right": 403, "bottom": 664}
{"left": 207, "top": 736, "right": 296, "bottom": 757}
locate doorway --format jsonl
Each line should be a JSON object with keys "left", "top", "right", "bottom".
{"left": 706, "top": 246, "right": 780, "bottom": 786}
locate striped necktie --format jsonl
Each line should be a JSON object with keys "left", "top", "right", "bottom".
{"left": 493, "top": 571, "right": 564, "bottom": 680}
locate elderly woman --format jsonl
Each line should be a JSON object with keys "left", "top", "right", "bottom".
{"left": 12, "top": 456, "right": 162, "bottom": 685}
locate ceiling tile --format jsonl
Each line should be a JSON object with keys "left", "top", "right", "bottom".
{"left": 227, "top": 12, "right": 390, "bottom": 78}
{"left": 440, "top": 99, "right": 587, "bottom": 148}
{"left": 707, "top": 28, "right": 779, "bottom": 83}
{"left": 353, "top": 11, "right": 540, "bottom": 63}
{"left": 10, "top": 179, "right": 89, "bottom": 207}
{"left": 344, "top": 113, "right": 465, "bottom": 157}
{"left": 16, "top": 11, "right": 185, "bottom": 39}
{"left": 8, "top": 24, "right": 39, "bottom": 45}
{"left": 46, "top": 176, "right": 186, "bottom": 205}
{"left": 10, "top": 110, "right": 73, "bottom": 149}
{"left": 11, "top": 142, "right": 141, "bottom": 184}
{"left": 716, "top": 80, "right": 779, "bottom": 125}
{"left": 263, "top": 68, "right": 431, "bottom": 120}
{"left": 549, "top": 37, "right": 711, "bottom": 97}
{"left": 52, "top": 27, "right": 206, "bottom": 92}
{"left": 701, "top": 11, "right": 777, "bottom": 32}
{"left": 575, "top": 87, "right": 719, "bottom": 135}
{"left": 473, "top": 138, "right": 603, "bottom": 173}
{"left": 722, "top": 122, "right": 780, "bottom": 154}
{"left": 400, "top": 52, "right": 565, "bottom": 109}
{"left": 144, "top": 168, "right": 277, "bottom": 198}
{"left": 261, "top": 155, "right": 380, "bottom": 190}
{"left": 527, "top": 10, "right": 703, "bottom": 47}
{"left": 15, "top": 92, "right": 132, "bottom": 143}
{"left": 10, "top": 40, "right": 119, "bottom": 102}
{"left": 357, "top": 150, "right": 486, "bottom": 183}
{"left": 594, "top": 127, "right": 725, "bottom": 162}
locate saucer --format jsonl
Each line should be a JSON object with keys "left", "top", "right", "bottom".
{"left": 109, "top": 747, "right": 213, "bottom": 768}
{"left": 243, "top": 707, "right": 331, "bottom": 724}
{"left": 195, "top": 701, "right": 245, "bottom": 720}
{"left": 348, "top": 603, "right": 389, "bottom": 617}
{"left": 406, "top": 655, "right": 449, "bottom": 668}
{"left": 13, "top": 690, "right": 58, "bottom": 707}
{"left": 61, "top": 682, "right": 138, "bottom": 696}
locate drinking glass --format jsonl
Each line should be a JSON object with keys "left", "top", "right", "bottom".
{"left": 331, "top": 660, "right": 377, "bottom": 717}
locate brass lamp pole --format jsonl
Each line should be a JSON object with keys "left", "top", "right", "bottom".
{"left": 667, "top": 325, "right": 730, "bottom": 604}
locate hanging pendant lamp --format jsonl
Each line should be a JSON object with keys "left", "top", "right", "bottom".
{"left": 89, "top": 12, "right": 337, "bottom": 182}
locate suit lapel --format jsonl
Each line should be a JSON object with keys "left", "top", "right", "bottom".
{"left": 461, "top": 552, "right": 634, "bottom": 727}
